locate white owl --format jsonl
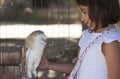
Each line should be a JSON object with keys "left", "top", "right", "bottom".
{"left": 23, "top": 30, "right": 47, "bottom": 79}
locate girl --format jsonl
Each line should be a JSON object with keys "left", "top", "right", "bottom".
{"left": 39, "top": 0, "right": 120, "bottom": 79}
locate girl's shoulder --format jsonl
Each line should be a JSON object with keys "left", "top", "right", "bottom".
{"left": 102, "top": 27, "right": 120, "bottom": 43}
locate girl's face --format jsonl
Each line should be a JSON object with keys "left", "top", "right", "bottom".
{"left": 79, "top": 5, "right": 96, "bottom": 30}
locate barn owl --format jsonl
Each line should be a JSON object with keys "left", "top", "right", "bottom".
{"left": 23, "top": 30, "right": 47, "bottom": 79}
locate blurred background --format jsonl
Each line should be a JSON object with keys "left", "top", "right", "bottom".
{"left": 0, "top": 0, "right": 83, "bottom": 79}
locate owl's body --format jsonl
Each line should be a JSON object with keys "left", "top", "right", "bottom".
{"left": 23, "top": 30, "right": 47, "bottom": 79}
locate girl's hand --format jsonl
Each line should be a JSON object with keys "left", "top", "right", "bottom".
{"left": 38, "top": 55, "right": 49, "bottom": 70}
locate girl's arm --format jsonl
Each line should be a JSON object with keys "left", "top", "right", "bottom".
{"left": 38, "top": 55, "right": 75, "bottom": 74}
{"left": 38, "top": 49, "right": 80, "bottom": 74}
{"left": 47, "top": 62, "right": 75, "bottom": 74}
{"left": 102, "top": 40, "right": 120, "bottom": 79}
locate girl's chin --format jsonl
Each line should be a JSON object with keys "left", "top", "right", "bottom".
{"left": 87, "top": 25, "right": 91, "bottom": 29}
{"left": 88, "top": 26, "right": 95, "bottom": 31}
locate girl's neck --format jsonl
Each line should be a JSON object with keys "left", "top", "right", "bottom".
{"left": 95, "top": 24, "right": 114, "bottom": 33}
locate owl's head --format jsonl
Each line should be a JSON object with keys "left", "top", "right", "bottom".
{"left": 25, "top": 30, "right": 47, "bottom": 49}
{"left": 34, "top": 31, "right": 47, "bottom": 46}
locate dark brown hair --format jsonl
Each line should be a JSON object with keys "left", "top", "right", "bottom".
{"left": 77, "top": 0, "right": 120, "bottom": 30}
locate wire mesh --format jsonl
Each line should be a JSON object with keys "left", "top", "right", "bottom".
{"left": 0, "top": 0, "right": 81, "bottom": 79}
